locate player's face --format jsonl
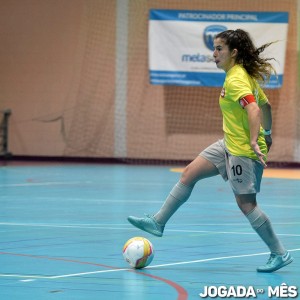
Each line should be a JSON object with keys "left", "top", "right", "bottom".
{"left": 213, "top": 38, "right": 236, "bottom": 72}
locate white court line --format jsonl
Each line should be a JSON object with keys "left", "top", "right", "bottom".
{"left": 1, "top": 268, "right": 131, "bottom": 282}
{"left": 1, "top": 222, "right": 300, "bottom": 237}
{"left": 1, "top": 194, "right": 299, "bottom": 210}
{"left": 0, "top": 248, "right": 299, "bottom": 282}
{"left": 0, "top": 182, "right": 168, "bottom": 188}
{"left": 166, "top": 229, "right": 300, "bottom": 237}
{"left": 0, "top": 181, "right": 91, "bottom": 187}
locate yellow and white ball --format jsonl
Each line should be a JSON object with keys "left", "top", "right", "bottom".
{"left": 123, "top": 237, "right": 154, "bottom": 269}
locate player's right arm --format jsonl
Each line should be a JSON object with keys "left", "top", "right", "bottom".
{"left": 245, "top": 101, "right": 267, "bottom": 167}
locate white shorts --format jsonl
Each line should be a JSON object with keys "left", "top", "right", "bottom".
{"left": 199, "top": 139, "right": 264, "bottom": 195}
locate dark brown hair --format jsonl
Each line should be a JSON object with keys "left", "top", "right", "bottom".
{"left": 215, "top": 29, "right": 277, "bottom": 83}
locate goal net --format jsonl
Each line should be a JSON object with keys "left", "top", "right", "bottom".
{"left": 62, "top": 0, "right": 300, "bottom": 164}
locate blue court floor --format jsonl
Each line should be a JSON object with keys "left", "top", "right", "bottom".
{"left": 0, "top": 162, "right": 299, "bottom": 299}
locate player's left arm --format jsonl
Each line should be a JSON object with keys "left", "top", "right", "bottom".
{"left": 260, "top": 101, "right": 272, "bottom": 152}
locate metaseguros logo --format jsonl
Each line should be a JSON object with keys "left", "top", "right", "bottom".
{"left": 203, "top": 25, "right": 227, "bottom": 51}
{"left": 181, "top": 24, "right": 227, "bottom": 63}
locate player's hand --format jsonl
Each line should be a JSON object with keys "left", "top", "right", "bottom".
{"left": 264, "top": 135, "right": 272, "bottom": 153}
{"left": 251, "top": 142, "right": 267, "bottom": 168}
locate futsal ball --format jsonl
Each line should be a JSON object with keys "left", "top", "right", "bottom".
{"left": 123, "top": 237, "right": 154, "bottom": 269}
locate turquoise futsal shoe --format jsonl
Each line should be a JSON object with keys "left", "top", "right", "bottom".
{"left": 127, "top": 214, "right": 164, "bottom": 237}
{"left": 257, "top": 251, "right": 293, "bottom": 273}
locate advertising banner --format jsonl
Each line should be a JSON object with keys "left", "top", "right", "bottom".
{"left": 149, "top": 10, "right": 289, "bottom": 88}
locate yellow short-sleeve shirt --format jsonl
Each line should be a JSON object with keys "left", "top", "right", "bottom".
{"left": 219, "top": 64, "right": 268, "bottom": 160}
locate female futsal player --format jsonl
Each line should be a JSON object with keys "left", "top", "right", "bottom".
{"left": 127, "top": 29, "right": 293, "bottom": 273}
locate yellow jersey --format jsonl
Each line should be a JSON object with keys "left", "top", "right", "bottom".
{"left": 219, "top": 64, "right": 268, "bottom": 160}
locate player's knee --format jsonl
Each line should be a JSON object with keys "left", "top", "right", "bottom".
{"left": 180, "top": 165, "right": 194, "bottom": 186}
{"left": 237, "top": 202, "right": 254, "bottom": 215}
{"left": 236, "top": 194, "right": 257, "bottom": 215}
